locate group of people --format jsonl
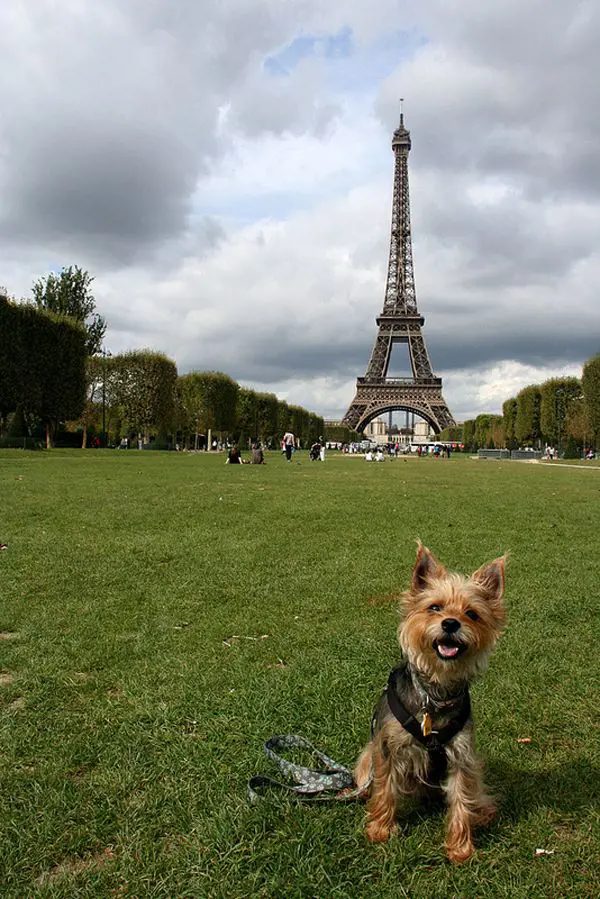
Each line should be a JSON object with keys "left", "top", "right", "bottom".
{"left": 309, "top": 438, "right": 326, "bottom": 462}
{"left": 365, "top": 448, "right": 385, "bottom": 462}
{"left": 226, "top": 431, "right": 329, "bottom": 465}
{"left": 226, "top": 443, "right": 265, "bottom": 465}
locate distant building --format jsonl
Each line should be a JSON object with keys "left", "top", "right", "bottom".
{"left": 364, "top": 416, "right": 434, "bottom": 446}
{"left": 364, "top": 418, "right": 387, "bottom": 444}
{"left": 411, "top": 420, "right": 435, "bottom": 446}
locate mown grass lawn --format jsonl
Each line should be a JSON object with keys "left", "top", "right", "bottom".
{"left": 1, "top": 449, "right": 599, "bottom": 898}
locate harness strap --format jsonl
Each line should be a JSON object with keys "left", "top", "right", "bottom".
{"left": 248, "top": 668, "right": 471, "bottom": 804}
{"left": 385, "top": 666, "right": 471, "bottom": 770}
{"left": 247, "top": 734, "right": 370, "bottom": 803}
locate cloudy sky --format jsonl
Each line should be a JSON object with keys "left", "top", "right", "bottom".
{"left": 1, "top": 0, "right": 599, "bottom": 422}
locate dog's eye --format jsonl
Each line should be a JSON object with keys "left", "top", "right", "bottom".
{"left": 428, "top": 604, "right": 441, "bottom": 612}
{"left": 465, "top": 609, "right": 479, "bottom": 621}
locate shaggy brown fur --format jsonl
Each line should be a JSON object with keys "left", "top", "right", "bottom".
{"left": 355, "top": 543, "right": 507, "bottom": 863}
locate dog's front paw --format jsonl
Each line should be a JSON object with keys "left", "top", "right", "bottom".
{"left": 445, "top": 839, "right": 474, "bottom": 864}
{"left": 365, "top": 821, "right": 396, "bottom": 843}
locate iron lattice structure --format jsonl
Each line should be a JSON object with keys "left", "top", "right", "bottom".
{"left": 342, "top": 115, "right": 455, "bottom": 434}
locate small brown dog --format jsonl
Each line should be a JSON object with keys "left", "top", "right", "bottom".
{"left": 355, "top": 543, "right": 507, "bottom": 863}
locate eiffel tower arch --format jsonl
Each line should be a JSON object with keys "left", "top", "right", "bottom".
{"left": 342, "top": 111, "right": 454, "bottom": 435}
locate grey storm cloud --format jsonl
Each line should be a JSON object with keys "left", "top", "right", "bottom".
{"left": 1, "top": 0, "right": 599, "bottom": 417}
{"left": 0, "top": 0, "right": 337, "bottom": 265}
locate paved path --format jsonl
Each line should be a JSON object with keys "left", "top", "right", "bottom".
{"left": 505, "top": 459, "right": 600, "bottom": 470}
{"left": 537, "top": 461, "right": 600, "bottom": 471}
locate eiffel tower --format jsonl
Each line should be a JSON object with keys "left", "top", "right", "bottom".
{"left": 342, "top": 110, "right": 455, "bottom": 434}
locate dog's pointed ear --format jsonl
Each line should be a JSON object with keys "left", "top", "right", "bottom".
{"left": 471, "top": 555, "right": 507, "bottom": 601}
{"left": 412, "top": 542, "right": 445, "bottom": 591}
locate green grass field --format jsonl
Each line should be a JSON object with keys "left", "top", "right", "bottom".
{"left": 1, "top": 449, "right": 599, "bottom": 898}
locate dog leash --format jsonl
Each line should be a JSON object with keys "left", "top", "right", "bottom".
{"left": 247, "top": 734, "right": 371, "bottom": 803}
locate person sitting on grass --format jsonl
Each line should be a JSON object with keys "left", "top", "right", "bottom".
{"left": 251, "top": 443, "right": 265, "bottom": 464}
{"left": 226, "top": 445, "right": 242, "bottom": 464}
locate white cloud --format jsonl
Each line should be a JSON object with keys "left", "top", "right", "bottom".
{"left": 446, "top": 361, "right": 583, "bottom": 423}
{"left": 1, "top": 0, "right": 600, "bottom": 428}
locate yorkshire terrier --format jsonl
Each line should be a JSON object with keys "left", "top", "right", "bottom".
{"left": 354, "top": 543, "right": 507, "bottom": 863}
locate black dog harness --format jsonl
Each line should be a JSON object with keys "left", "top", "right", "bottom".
{"left": 383, "top": 665, "right": 471, "bottom": 783}
{"left": 248, "top": 665, "right": 471, "bottom": 801}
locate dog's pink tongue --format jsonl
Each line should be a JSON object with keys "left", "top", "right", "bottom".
{"left": 438, "top": 643, "right": 459, "bottom": 658}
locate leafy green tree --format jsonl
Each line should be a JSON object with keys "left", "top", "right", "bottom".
{"left": 289, "top": 405, "right": 309, "bottom": 446}
{"left": 307, "top": 412, "right": 325, "bottom": 445}
{"left": 539, "top": 377, "right": 582, "bottom": 450}
{"left": 112, "top": 351, "right": 177, "bottom": 442}
{"left": 565, "top": 397, "right": 591, "bottom": 450}
{"left": 582, "top": 354, "right": 600, "bottom": 443}
{"left": 32, "top": 266, "right": 106, "bottom": 356}
{"left": 472, "top": 414, "right": 503, "bottom": 449}
{"left": 255, "top": 392, "right": 279, "bottom": 442}
{"left": 39, "top": 316, "right": 88, "bottom": 448}
{"left": 502, "top": 398, "right": 518, "bottom": 449}
{"left": 462, "top": 419, "right": 476, "bottom": 451}
{"left": 177, "top": 371, "right": 239, "bottom": 445}
{"left": 515, "top": 385, "right": 542, "bottom": 447}
{"left": 178, "top": 374, "right": 208, "bottom": 449}
{"left": 0, "top": 295, "right": 23, "bottom": 423}
{"left": 32, "top": 266, "right": 107, "bottom": 447}
{"left": 474, "top": 414, "right": 493, "bottom": 448}
{"left": 277, "top": 401, "right": 291, "bottom": 437}
{"left": 235, "top": 387, "right": 258, "bottom": 447}
{"left": 438, "top": 424, "right": 463, "bottom": 443}
{"left": 324, "top": 423, "right": 359, "bottom": 444}
{"left": 0, "top": 295, "right": 86, "bottom": 447}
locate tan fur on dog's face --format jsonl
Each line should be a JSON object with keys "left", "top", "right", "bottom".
{"left": 398, "top": 543, "right": 507, "bottom": 685}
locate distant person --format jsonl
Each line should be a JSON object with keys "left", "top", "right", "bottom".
{"left": 251, "top": 443, "right": 265, "bottom": 464}
{"left": 319, "top": 435, "right": 326, "bottom": 462}
{"left": 365, "top": 450, "right": 373, "bottom": 462}
{"left": 310, "top": 442, "right": 320, "bottom": 461}
{"left": 283, "top": 431, "right": 295, "bottom": 462}
{"left": 227, "top": 445, "right": 242, "bottom": 464}
{"left": 375, "top": 449, "right": 385, "bottom": 462}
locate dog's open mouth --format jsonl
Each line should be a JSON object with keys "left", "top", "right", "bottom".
{"left": 433, "top": 638, "right": 466, "bottom": 661}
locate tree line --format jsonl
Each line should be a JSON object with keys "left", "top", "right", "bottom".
{"left": 0, "top": 271, "right": 324, "bottom": 449}
{"left": 439, "top": 359, "right": 600, "bottom": 455}
{"left": 0, "top": 291, "right": 87, "bottom": 448}
{"left": 99, "top": 358, "right": 325, "bottom": 449}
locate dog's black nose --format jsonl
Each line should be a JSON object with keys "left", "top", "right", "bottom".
{"left": 441, "top": 618, "right": 461, "bottom": 634}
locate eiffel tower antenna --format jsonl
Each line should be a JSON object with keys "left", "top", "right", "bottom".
{"left": 342, "top": 113, "right": 455, "bottom": 434}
